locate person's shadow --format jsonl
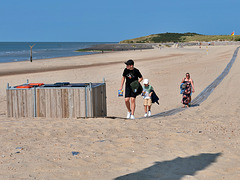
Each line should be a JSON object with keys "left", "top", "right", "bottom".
{"left": 114, "top": 152, "right": 222, "bottom": 180}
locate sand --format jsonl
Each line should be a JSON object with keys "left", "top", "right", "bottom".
{"left": 0, "top": 45, "right": 240, "bottom": 179}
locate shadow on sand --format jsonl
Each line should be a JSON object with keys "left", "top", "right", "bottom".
{"left": 114, "top": 152, "right": 222, "bottom": 180}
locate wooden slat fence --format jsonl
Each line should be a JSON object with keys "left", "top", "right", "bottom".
{"left": 7, "top": 83, "right": 106, "bottom": 118}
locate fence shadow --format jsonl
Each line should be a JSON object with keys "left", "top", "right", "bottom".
{"left": 114, "top": 152, "right": 222, "bottom": 180}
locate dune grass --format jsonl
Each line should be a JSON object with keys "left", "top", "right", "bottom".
{"left": 120, "top": 32, "right": 240, "bottom": 43}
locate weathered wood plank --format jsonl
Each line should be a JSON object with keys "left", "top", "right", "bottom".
{"left": 29, "top": 89, "right": 34, "bottom": 117}
{"left": 62, "top": 89, "right": 69, "bottom": 118}
{"left": 68, "top": 89, "right": 74, "bottom": 118}
{"left": 92, "top": 88, "right": 97, "bottom": 117}
{"left": 101, "top": 85, "right": 106, "bottom": 116}
{"left": 36, "top": 89, "right": 40, "bottom": 117}
{"left": 50, "top": 88, "right": 57, "bottom": 118}
{"left": 56, "top": 89, "right": 62, "bottom": 118}
{"left": 80, "top": 88, "right": 85, "bottom": 118}
{"left": 22, "top": 89, "right": 27, "bottom": 117}
{"left": 74, "top": 89, "right": 81, "bottom": 118}
{"left": 13, "top": 90, "right": 18, "bottom": 118}
{"left": 39, "top": 89, "right": 46, "bottom": 117}
{"left": 6, "top": 83, "right": 106, "bottom": 118}
{"left": 6, "top": 90, "right": 11, "bottom": 117}
{"left": 45, "top": 89, "right": 51, "bottom": 118}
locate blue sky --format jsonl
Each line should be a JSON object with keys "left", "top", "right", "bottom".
{"left": 0, "top": 0, "right": 239, "bottom": 42}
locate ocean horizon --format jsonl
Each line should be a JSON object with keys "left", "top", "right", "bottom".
{"left": 0, "top": 42, "right": 117, "bottom": 63}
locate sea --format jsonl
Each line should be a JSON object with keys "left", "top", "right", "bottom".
{"left": 0, "top": 42, "right": 117, "bottom": 63}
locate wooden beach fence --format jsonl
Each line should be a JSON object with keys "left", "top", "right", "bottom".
{"left": 6, "top": 81, "right": 107, "bottom": 118}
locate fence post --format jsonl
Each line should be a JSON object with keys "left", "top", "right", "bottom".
{"left": 102, "top": 78, "right": 107, "bottom": 117}
{"left": 33, "top": 87, "right": 36, "bottom": 117}
{"left": 89, "top": 82, "right": 93, "bottom": 117}
{"left": 85, "top": 86, "right": 88, "bottom": 118}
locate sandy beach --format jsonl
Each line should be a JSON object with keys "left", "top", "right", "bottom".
{"left": 0, "top": 45, "right": 240, "bottom": 179}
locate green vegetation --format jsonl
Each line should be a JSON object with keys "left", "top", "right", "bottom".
{"left": 120, "top": 32, "right": 240, "bottom": 43}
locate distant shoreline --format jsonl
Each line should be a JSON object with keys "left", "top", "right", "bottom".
{"left": 1, "top": 41, "right": 240, "bottom": 65}
{"left": 77, "top": 41, "right": 240, "bottom": 52}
